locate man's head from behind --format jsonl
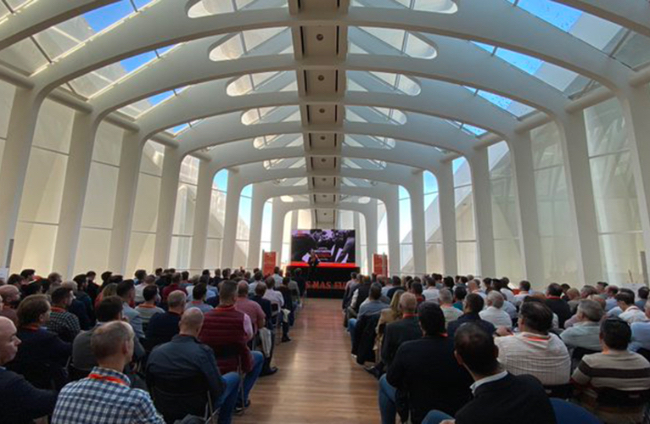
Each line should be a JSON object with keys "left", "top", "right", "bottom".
{"left": 51, "top": 287, "right": 74, "bottom": 308}
{"left": 219, "top": 280, "right": 238, "bottom": 306}
{"left": 167, "top": 291, "right": 187, "bottom": 313}
{"left": 399, "top": 292, "right": 417, "bottom": 314}
{"left": 142, "top": 285, "right": 158, "bottom": 303}
{"left": 454, "top": 323, "right": 500, "bottom": 379}
{"left": 577, "top": 299, "right": 604, "bottom": 323}
{"left": 369, "top": 282, "right": 382, "bottom": 300}
{"left": 486, "top": 291, "right": 504, "bottom": 309}
{"left": 96, "top": 296, "right": 124, "bottom": 323}
{"left": 91, "top": 321, "right": 134, "bottom": 368}
{"left": 116, "top": 280, "right": 135, "bottom": 302}
{"left": 601, "top": 318, "right": 631, "bottom": 351}
{"left": 0, "top": 316, "right": 20, "bottom": 365}
{"left": 179, "top": 308, "right": 204, "bottom": 338}
{"left": 238, "top": 281, "right": 250, "bottom": 298}
{"left": 0, "top": 285, "right": 20, "bottom": 308}
{"left": 463, "top": 293, "right": 484, "bottom": 315}
{"left": 615, "top": 289, "right": 635, "bottom": 310}
{"left": 519, "top": 300, "right": 553, "bottom": 334}
{"left": 418, "top": 301, "right": 445, "bottom": 337}
{"left": 16, "top": 294, "right": 50, "bottom": 328}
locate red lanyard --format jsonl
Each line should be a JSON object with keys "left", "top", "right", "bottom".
{"left": 88, "top": 373, "right": 128, "bottom": 387}
{"left": 50, "top": 306, "right": 66, "bottom": 313}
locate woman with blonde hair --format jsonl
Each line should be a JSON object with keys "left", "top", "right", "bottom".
{"left": 366, "top": 291, "right": 404, "bottom": 379}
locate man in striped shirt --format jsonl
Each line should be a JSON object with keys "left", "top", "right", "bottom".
{"left": 572, "top": 318, "right": 650, "bottom": 424}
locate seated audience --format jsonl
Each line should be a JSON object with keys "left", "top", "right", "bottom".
{"left": 350, "top": 275, "right": 373, "bottom": 313}
{"left": 199, "top": 280, "right": 263, "bottom": 411}
{"left": 367, "top": 291, "right": 404, "bottom": 378}
{"left": 466, "top": 280, "right": 485, "bottom": 299}
{"left": 572, "top": 318, "right": 650, "bottom": 424}
{"left": 630, "top": 300, "right": 650, "bottom": 351}
{"left": 65, "top": 279, "right": 94, "bottom": 329}
{"left": 117, "top": 280, "right": 145, "bottom": 340}
{"left": 0, "top": 284, "right": 20, "bottom": 324}
{"left": 146, "top": 290, "right": 186, "bottom": 349}
{"left": 411, "top": 282, "right": 425, "bottom": 304}
{"left": 7, "top": 294, "right": 71, "bottom": 390}
{"left": 495, "top": 300, "right": 570, "bottom": 386}
{"left": 235, "top": 281, "right": 266, "bottom": 334}
{"left": 48, "top": 286, "right": 81, "bottom": 343}
{"left": 560, "top": 299, "right": 603, "bottom": 352}
{"left": 263, "top": 276, "right": 284, "bottom": 311}
{"left": 72, "top": 296, "right": 145, "bottom": 376}
{"left": 252, "top": 283, "right": 273, "bottom": 328}
{"left": 479, "top": 291, "right": 512, "bottom": 329}
{"left": 546, "top": 283, "right": 572, "bottom": 328}
{"left": 616, "top": 289, "right": 647, "bottom": 324}
{"left": 604, "top": 285, "right": 619, "bottom": 312}
{"left": 636, "top": 286, "right": 649, "bottom": 311}
{"left": 381, "top": 293, "right": 422, "bottom": 369}
{"left": 348, "top": 283, "right": 389, "bottom": 343}
{"left": 566, "top": 288, "right": 580, "bottom": 314}
{"left": 452, "top": 285, "right": 466, "bottom": 310}
{"left": 438, "top": 288, "right": 462, "bottom": 327}
{"left": 278, "top": 277, "right": 295, "bottom": 342}
{"left": 422, "top": 277, "right": 439, "bottom": 303}
{"left": 381, "top": 302, "right": 472, "bottom": 424}
{"left": 135, "top": 285, "right": 164, "bottom": 331}
{"left": 386, "top": 276, "right": 405, "bottom": 299}
{"left": 147, "top": 308, "right": 240, "bottom": 424}
{"left": 162, "top": 272, "right": 187, "bottom": 303}
{"left": 135, "top": 274, "right": 156, "bottom": 304}
{"left": 53, "top": 321, "right": 163, "bottom": 424}
{"left": 187, "top": 283, "right": 213, "bottom": 313}
{"left": 421, "top": 323, "right": 556, "bottom": 424}
{"left": 0, "top": 316, "right": 57, "bottom": 424}
{"left": 447, "top": 293, "right": 495, "bottom": 339}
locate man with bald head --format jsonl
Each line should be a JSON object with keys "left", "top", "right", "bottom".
{"left": 1, "top": 315, "right": 58, "bottom": 423}
{"left": 381, "top": 292, "right": 423, "bottom": 369}
{"left": 0, "top": 284, "right": 19, "bottom": 325}
{"left": 147, "top": 308, "right": 241, "bottom": 424}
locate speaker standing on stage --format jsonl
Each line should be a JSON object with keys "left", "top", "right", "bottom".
{"left": 308, "top": 250, "right": 320, "bottom": 281}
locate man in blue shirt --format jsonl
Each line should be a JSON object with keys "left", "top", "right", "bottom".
{"left": 147, "top": 308, "right": 240, "bottom": 424}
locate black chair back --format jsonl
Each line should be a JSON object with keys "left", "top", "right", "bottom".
{"left": 544, "top": 384, "right": 573, "bottom": 399}
{"left": 572, "top": 347, "right": 599, "bottom": 362}
{"left": 147, "top": 373, "right": 211, "bottom": 424}
{"left": 636, "top": 348, "right": 650, "bottom": 362}
{"left": 596, "top": 388, "right": 650, "bottom": 409}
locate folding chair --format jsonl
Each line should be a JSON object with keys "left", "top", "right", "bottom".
{"left": 147, "top": 373, "right": 219, "bottom": 424}
{"left": 213, "top": 345, "right": 247, "bottom": 415}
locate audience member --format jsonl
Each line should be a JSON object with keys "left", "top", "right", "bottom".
{"left": 162, "top": 272, "right": 187, "bottom": 303}
{"left": 636, "top": 286, "right": 649, "bottom": 311}
{"left": 348, "top": 283, "right": 388, "bottom": 343}
{"left": 0, "top": 284, "right": 19, "bottom": 325}
{"left": 495, "top": 300, "right": 570, "bottom": 386}
{"left": 48, "top": 286, "right": 81, "bottom": 343}
{"left": 631, "top": 299, "right": 650, "bottom": 352}
{"left": 447, "top": 293, "right": 495, "bottom": 339}
{"left": 135, "top": 285, "right": 164, "bottom": 331}
{"left": 452, "top": 285, "right": 466, "bottom": 310}
{"left": 235, "top": 281, "right": 265, "bottom": 333}
{"left": 546, "top": 283, "right": 572, "bottom": 328}
{"left": 146, "top": 290, "right": 186, "bottom": 349}
{"left": 566, "top": 288, "right": 580, "bottom": 314}
{"left": 422, "top": 277, "right": 439, "bottom": 303}
{"left": 199, "top": 280, "right": 263, "bottom": 411}
{"left": 421, "top": 323, "right": 556, "bottom": 424}
{"left": 53, "top": 321, "right": 163, "bottom": 424}
{"left": 134, "top": 273, "right": 155, "bottom": 304}
{"left": 438, "top": 288, "right": 462, "bottom": 327}
{"left": 84, "top": 270, "right": 100, "bottom": 304}
{"left": 560, "top": 299, "right": 604, "bottom": 352}
{"left": 387, "top": 276, "right": 405, "bottom": 299}
{"left": 263, "top": 276, "right": 284, "bottom": 310}
{"left": 572, "top": 318, "right": 650, "bottom": 424}
{"left": 7, "top": 294, "right": 71, "bottom": 390}
{"left": 117, "top": 280, "right": 145, "bottom": 340}
{"left": 616, "top": 289, "right": 647, "bottom": 324}
{"left": 187, "top": 283, "right": 213, "bottom": 313}
{"left": 0, "top": 315, "right": 57, "bottom": 423}
{"left": 381, "top": 293, "right": 422, "bottom": 369}
{"left": 252, "top": 283, "right": 273, "bottom": 328}
{"left": 66, "top": 278, "right": 94, "bottom": 329}
{"left": 604, "top": 285, "right": 619, "bottom": 312}
{"left": 381, "top": 302, "right": 472, "bottom": 424}
{"left": 147, "top": 308, "right": 240, "bottom": 424}
{"left": 479, "top": 291, "right": 512, "bottom": 329}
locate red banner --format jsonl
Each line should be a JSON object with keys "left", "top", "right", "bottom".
{"left": 373, "top": 253, "right": 388, "bottom": 277}
{"left": 262, "top": 251, "right": 277, "bottom": 276}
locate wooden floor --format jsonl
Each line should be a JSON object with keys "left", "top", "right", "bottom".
{"left": 235, "top": 298, "right": 381, "bottom": 424}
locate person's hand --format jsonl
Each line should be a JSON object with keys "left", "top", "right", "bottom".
{"left": 441, "top": 420, "right": 456, "bottom": 424}
{"left": 496, "top": 326, "right": 513, "bottom": 337}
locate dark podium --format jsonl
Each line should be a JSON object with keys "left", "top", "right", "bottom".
{"left": 287, "top": 262, "right": 360, "bottom": 299}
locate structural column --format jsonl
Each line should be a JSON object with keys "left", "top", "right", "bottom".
{"left": 366, "top": 199, "right": 378, "bottom": 274}
{"left": 618, "top": 87, "right": 650, "bottom": 283}
{"left": 153, "top": 146, "right": 182, "bottom": 268}
{"left": 557, "top": 113, "right": 602, "bottom": 285}
{"left": 469, "top": 150, "right": 496, "bottom": 277}
{"left": 189, "top": 159, "right": 213, "bottom": 272}
{"left": 52, "top": 112, "right": 98, "bottom": 277}
{"left": 270, "top": 198, "right": 284, "bottom": 262}
{"left": 409, "top": 172, "right": 427, "bottom": 276}
{"left": 353, "top": 211, "right": 361, "bottom": 271}
{"left": 510, "top": 135, "right": 545, "bottom": 285}
{"left": 386, "top": 185, "right": 400, "bottom": 276}
{"left": 108, "top": 131, "right": 143, "bottom": 274}
{"left": 0, "top": 89, "right": 43, "bottom": 268}
{"left": 438, "top": 162, "right": 458, "bottom": 276}
{"left": 246, "top": 184, "right": 266, "bottom": 269}
{"left": 220, "top": 170, "right": 242, "bottom": 269}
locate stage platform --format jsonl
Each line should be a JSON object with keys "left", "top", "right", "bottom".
{"left": 287, "top": 262, "right": 359, "bottom": 298}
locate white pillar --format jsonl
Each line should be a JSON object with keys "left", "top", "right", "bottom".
{"left": 353, "top": 211, "right": 361, "bottom": 270}
{"left": 557, "top": 113, "right": 602, "bottom": 285}
{"left": 153, "top": 146, "right": 181, "bottom": 268}
{"left": 189, "top": 160, "right": 212, "bottom": 272}
{"left": 270, "top": 198, "right": 284, "bottom": 262}
{"left": 469, "top": 150, "right": 496, "bottom": 277}
{"left": 438, "top": 162, "right": 458, "bottom": 276}
{"left": 220, "top": 171, "right": 241, "bottom": 269}
{"left": 0, "top": 89, "right": 43, "bottom": 267}
{"left": 108, "top": 131, "right": 143, "bottom": 274}
{"left": 386, "top": 185, "right": 400, "bottom": 276}
{"left": 52, "top": 112, "right": 99, "bottom": 277}
{"left": 510, "top": 135, "right": 545, "bottom": 285}
{"left": 247, "top": 184, "right": 266, "bottom": 269}
{"left": 366, "top": 199, "right": 378, "bottom": 273}
{"left": 409, "top": 172, "right": 427, "bottom": 276}
{"left": 617, "top": 87, "right": 650, "bottom": 283}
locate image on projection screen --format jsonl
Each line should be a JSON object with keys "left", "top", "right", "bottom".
{"left": 291, "top": 229, "right": 356, "bottom": 264}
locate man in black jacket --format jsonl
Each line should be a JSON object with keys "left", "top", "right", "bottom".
{"left": 380, "top": 302, "right": 472, "bottom": 424}
{"left": 546, "top": 283, "right": 572, "bottom": 328}
{"left": 421, "top": 323, "right": 556, "bottom": 424}
{"left": 381, "top": 293, "right": 422, "bottom": 368}
{"left": 0, "top": 316, "right": 57, "bottom": 423}
{"left": 447, "top": 293, "right": 495, "bottom": 339}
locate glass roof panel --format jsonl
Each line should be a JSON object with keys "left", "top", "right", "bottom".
{"left": 344, "top": 135, "right": 396, "bottom": 150}
{"left": 273, "top": 177, "right": 308, "bottom": 187}
{"left": 349, "top": 27, "right": 436, "bottom": 59}
{"left": 188, "top": 0, "right": 288, "bottom": 18}
{"left": 264, "top": 157, "right": 305, "bottom": 170}
{"left": 351, "top": 0, "right": 457, "bottom": 14}
{"left": 254, "top": 134, "right": 303, "bottom": 150}
{"left": 342, "top": 158, "right": 387, "bottom": 170}
{"left": 241, "top": 106, "right": 301, "bottom": 125}
{"left": 227, "top": 71, "right": 297, "bottom": 96}
{"left": 342, "top": 177, "right": 378, "bottom": 188}
{"left": 462, "top": 86, "right": 536, "bottom": 118}
{"left": 209, "top": 28, "right": 291, "bottom": 61}
{"left": 347, "top": 71, "right": 421, "bottom": 96}
{"left": 346, "top": 106, "right": 407, "bottom": 125}
{"left": 340, "top": 195, "right": 372, "bottom": 204}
